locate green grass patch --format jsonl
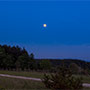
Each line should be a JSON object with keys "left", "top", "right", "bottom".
{"left": 0, "top": 70, "right": 44, "bottom": 79}
{"left": 0, "top": 76, "right": 48, "bottom": 90}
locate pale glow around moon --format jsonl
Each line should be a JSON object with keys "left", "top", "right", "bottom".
{"left": 43, "top": 24, "right": 47, "bottom": 27}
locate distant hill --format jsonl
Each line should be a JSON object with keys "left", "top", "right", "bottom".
{"left": 36, "top": 59, "right": 90, "bottom": 68}
{"left": 36, "top": 59, "right": 90, "bottom": 74}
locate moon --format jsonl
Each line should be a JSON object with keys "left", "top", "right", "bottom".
{"left": 43, "top": 24, "right": 47, "bottom": 28}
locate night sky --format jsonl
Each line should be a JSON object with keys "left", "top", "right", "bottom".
{"left": 0, "top": 0, "right": 90, "bottom": 61}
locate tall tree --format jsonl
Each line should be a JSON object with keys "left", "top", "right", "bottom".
{"left": 16, "top": 54, "right": 29, "bottom": 70}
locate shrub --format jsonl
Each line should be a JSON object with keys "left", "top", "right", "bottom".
{"left": 42, "top": 66, "right": 83, "bottom": 90}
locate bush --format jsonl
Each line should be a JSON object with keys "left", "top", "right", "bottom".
{"left": 42, "top": 66, "right": 83, "bottom": 90}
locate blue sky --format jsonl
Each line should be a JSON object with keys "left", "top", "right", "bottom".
{"left": 0, "top": 1, "right": 90, "bottom": 61}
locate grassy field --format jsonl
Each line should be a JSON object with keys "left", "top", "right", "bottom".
{"left": 0, "top": 70, "right": 90, "bottom": 90}
{"left": 0, "top": 70, "right": 90, "bottom": 83}
{"left": 0, "top": 70, "right": 45, "bottom": 79}
{"left": 0, "top": 76, "right": 90, "bottom": 90}
{"left": 0, "top": 71, "right": 90, "bottom": 83}
{"left": 0, "top": 76, "right": 47, "bottom": 90}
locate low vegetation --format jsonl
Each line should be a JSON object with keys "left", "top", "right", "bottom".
{"left": 0, "top": 72, "right": 90, "bottom": 90}
{"left": 42, "top": 66, "right": 83, "bottom": 90}
{"left": 0, "top": 70, "right": 90, "bottom": 83}
{"left": 0, "top": 77, "right": 46, "bottom": 90}
{"left": 74, "top": 75, "right": 90, "bottom": 83}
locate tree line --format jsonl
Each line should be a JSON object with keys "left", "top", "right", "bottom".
{"left": 0, "top": 45, "right": 35, "bottom": 70}
{"left": 0, "top": 45, "right": 52, "bottom": 71}
{"left": 0, "top": 44, "right": 90, "bottom": 75}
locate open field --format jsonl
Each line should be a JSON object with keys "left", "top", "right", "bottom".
{"left": 0, "top": 76, "right": 90, "bottom": 90}
{"left": 0, "top": 70, "right": 90, "bottom": 84}
{"left": 0, "top": 76, "right": 47, "bottom": 90}
{"left": 0, "top": 70, "right": 45, "bottom": 79}
{"left": 0, "top": 70, "right": 90, "bottom": 89}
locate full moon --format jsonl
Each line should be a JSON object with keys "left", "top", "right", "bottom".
{"left": 43, "top": 24, "right": 47, "bottom": 28}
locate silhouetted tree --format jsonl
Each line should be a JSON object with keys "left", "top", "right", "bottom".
{"left": 17, "top": 54, "right": 29, "bottom": 71}
{"left": 28, "top": 53, "right": 37, "bottom": 70}
{"left": 0, "top": 47, "right": 6, "bottom": 69}
{"left": 30, "top": 53, "right": 34, "bottom": 60}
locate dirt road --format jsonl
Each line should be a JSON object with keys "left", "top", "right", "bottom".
{"left": 0, "top": 74, "right": 41, "bottom": 81}
{"left": 0, "top": 74, "right": 90, "bottom": 88}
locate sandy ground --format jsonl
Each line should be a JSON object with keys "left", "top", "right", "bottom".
{"left": 0, "top": 74, "right": 90, "bottom": 87}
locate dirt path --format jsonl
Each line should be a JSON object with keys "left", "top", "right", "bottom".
{"left": 0, "top": 74, "right": 90, "bottom": 88}
{"left": 0, "top": 74, "right": 41, "bottom": 81}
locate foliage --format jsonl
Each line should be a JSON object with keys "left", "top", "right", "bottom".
{"left": 0, "top": 45, "right": 35, "bottom": 70}
{"left": 69, "top": 63, "right": 82, "bottom": 74}
{"left": 29, "top": 53, "right": 34, "bottom": 60}
{"left": 39, "top": 60, "right": 52, "bottom": 70}
{"left": 16, "top": 54, "right": 29, "bottom": 70}
{"left": 42, "top": 66, "right": 83, "bottom": 90}
{"left": 29, "top": 53, "right": 37, "bottom": 70}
